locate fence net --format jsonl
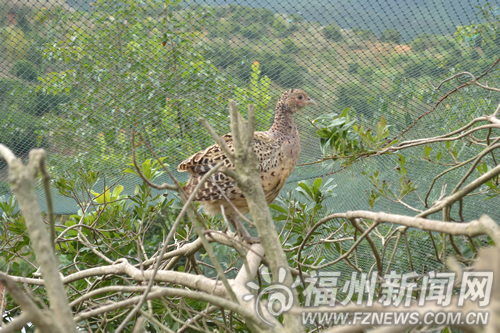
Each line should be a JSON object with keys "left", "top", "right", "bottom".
{"left": 1, "top": 0, "right": 499, "bottom": 275}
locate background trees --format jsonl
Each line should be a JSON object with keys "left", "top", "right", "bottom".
{"left": 1, "top": 1, "right": 498, "bottom": 171}
{"left": 1, "top": 1, "right": 500, "bottom": 332}
{"left": 2, "top": 69, "right": 500, "bottom": 331}
{"left": 379, "top": 28, "right": 401, "bottom": 44}
{"left": 322, "top": 22, "right": 343, "bottom": 41}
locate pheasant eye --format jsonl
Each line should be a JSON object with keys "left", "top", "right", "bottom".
{"left": 297, "top": 95, "right": 303, "bottom": 100}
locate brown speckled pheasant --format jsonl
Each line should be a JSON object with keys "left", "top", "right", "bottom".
{"left": 177, "top": 89, "right": 316, "bottom": 240}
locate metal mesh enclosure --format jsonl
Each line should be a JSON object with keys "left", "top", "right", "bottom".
{"left": 0, "top": 0, "right": 499, "bottom": 225}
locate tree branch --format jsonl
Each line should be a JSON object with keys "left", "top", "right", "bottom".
{"left": 0, "top": 146, "right": 76, "bottom": 333}
{"left": 0, "top": 272, "right": 60, "bottom": 333}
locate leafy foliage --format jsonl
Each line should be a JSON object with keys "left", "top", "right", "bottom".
{"left": 322, "top": 22, "right": 343, "bottom": 41}
{"left": 0, "top": 26, "right": 31, "bottom": 61}
{"left": 336, "top": 81, "right": 372, "bottom": 118}
{"left": 10, "top": 60, "right": 39, "bottom": 82}
{"left": 234, "top": 61, "right": 274, "bottom": 130}
{"left": 379, "top": 28, "right": 402, "bottom": 44}
{"left": 310, "top": 107, "right": 397, "bottom": 166}
{"left": 38, "top": 0, "right": 233, "bottom": 175}
{"left": 0, "top": 108, "right": 46, "bottom": 160}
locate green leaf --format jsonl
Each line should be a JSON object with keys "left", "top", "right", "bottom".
{"left": 296, "top": 182, "right": 314, "bottom": 200}
{"left": 424, "top": 145, "right": 431, "bottom": 158}
{"left": 313, "top": 178, "right": 323, "bottom": 192}
{"left": 398, "top": 154, "right": 406, "bottom": 177}
{"left": 269, "top": 203, "right": 288, "bottom": 214}
{"left": 340, "top": 107, "right": 350, "bottom": 118}
{"left": 376, "top": 116, "right": 387, "bottom": 140}
{"left": 112, "top": 185, "right": 124, "bottom": 198}
{"left": 91, "top": 186, "right": 111, "bottom": 204}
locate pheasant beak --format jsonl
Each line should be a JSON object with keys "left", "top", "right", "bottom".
{"left": 307, "top": 98, "right": 317, "bottom": 106}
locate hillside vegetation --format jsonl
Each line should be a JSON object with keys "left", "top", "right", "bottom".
{"left": 0, "top": 0, "right": 499, "bottom": 176}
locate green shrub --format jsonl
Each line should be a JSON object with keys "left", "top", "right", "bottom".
{"left": 259, "top": 52, "right": 292, "bottom": 73}
{"left": 10, "top": 60, "right": 39, "bottom": 82}
{"left": 389, "top": 54, "right": 412, "bottom": 66}
{"left": 282, "top": 38, "right": 300, "bottom": 54}
{"left": 226, "top": 64, "right": 252, "bottom": 82}
{"left": 352, "top": 27, "right": 376, "bottom": 40}
{"left": 260, "top": 59, "right": 285, "bottom": 82}
{"left": 380, "top": 29, "right": 401, "bottom": 44}
{"left": 209, "top": 20, "right": 240, "bottom": 38}
{"left": 11, "top": 86, "right": 70, "bottom": 117}
{"left": 26, "top": 45, "right": 44, "bottom": 68}
{"left": 410, "top": 34, "right": 431, "bottom": 51}
{"left": 321, "top": 49, "right": 337, "bottom": 65}
{"left": 473, "top": 59, "right": 497, "bottom": 74}
{"left": 425, "top": 62, "right": 448, "bottom": 77}
{"left": 440, "top": 50, "right": 463, "bottom": 68}
{"left": 403, "top": 62, "right": 425, "bottom": 78}
{"left": 322, "top": 22, "right": 343, "bottom": 41}
{"left": 481, "top": 41, "right": 500, "bottom": 58}
{"left": 0, "top": 79, "right": 16, "bottom": 99}
{"left": 359, "top": 65, "right": 375, "bottom": 79}
{"left": 234, "top": 47, "right": 260, "bottom": 62}
{"left": 208, "top": 46, "right": 306, "bottom": 86}
{"left": 241, "top": 23, "right": 263, "bottom": 39}
{"left": 347, "top": 63, "right": 360, "bottom": 74}
{"left": 410, "top": 34, "right": 460, "bottom": 52}
{"left": 277, "top": 63, "right": 305, "bottom": 87}
{"left": 280, "top": 25, "right": 299, "bottom": 38}
{"left": 272, "top": 17, "right": 288, "bottom": 35}
{"left": 337, "top": 81, "right": 373, "bottom": 118}
{"left": 32, "top": 92, "right": 70, "bottom": 116}
{"left": 351, "top": 27, "right": 362, "bottom": 34}
{"left": 402, "top": 58, "right": 446, "bottom": 78}
{"left": 466, "top": 47, "right": 481, "bottom": 61}
{"left": 359, "top": 29, "right": 377, "bottom": 41}
{"left": 205, "top": 45, "right": 238, "bottom": 69}
{"left": 0, "top": 109, "right": 46, "bottom": 158}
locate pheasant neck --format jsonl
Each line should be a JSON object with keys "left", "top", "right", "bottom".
{"left": 268, "top": 105, "right": 297, "bottom": 142}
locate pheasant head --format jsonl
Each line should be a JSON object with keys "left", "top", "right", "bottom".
{"left": 280, "top": 89, "right": 317, "bottom": 113}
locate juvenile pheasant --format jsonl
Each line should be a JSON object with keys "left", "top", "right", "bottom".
{"left": 177, "top": 89, "right": 316, "bottom": 241}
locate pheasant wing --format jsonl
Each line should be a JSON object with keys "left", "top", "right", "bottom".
{"left": 177, "top": 133, "right": 282, "bottom": 202}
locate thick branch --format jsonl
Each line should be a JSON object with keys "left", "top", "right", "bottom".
{"left": 73, "top": 286, "right": 268, "bottom": 330}
{"left": 0, "top": 272, "right": 60, "bottom": 333}
{"left": 225, "top": 102, "right": 303, "bottom": 331}
{"left": 0, "top": 146, "right": 76, "bottom": 333}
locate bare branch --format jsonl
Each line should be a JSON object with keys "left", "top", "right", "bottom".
{"left": 0, "top": 144, "right": 16, "bottom": 165}
{"left": 235, "top": 243, "right": 265, "bottom": 286}
{"left": 115, "top": 163, "right": 226, "bottom": 332}
{"left": 199, "top": 117, "right": 235, "bottom": 163}
{"left": 8, "top": 259, "right": 226, "bottom": 294}
{"left": 73, "top": 286, "right": 269, "bottom": 330}
{"left": 420, "top": 163, "right": 500, "bottom": 218}
{"left": 131, "top": 130, "right": 178, "bottom": 191}
{"left": 0, "top": 147, "right": 76, "bottom": 333}
{"left": 222, "top": 101, "right": 302, "bottom": 331}
{"left": 37, "top": 156, "right": 55, "bottom": 249}
{"left": 0, "top": 272, "right": 60, "bottom": 333}
{"left": 349, "top": 218, "right": 382, "bottom": 273}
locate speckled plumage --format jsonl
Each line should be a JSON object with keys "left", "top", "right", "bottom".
{"left": 177, "top": 89, "right": 316, "bottom": 216}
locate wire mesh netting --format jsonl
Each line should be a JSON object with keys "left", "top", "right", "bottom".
{"left": 1, "top": 0, "right": 499, "bottom": 276}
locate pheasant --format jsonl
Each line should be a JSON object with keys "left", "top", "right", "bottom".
{"left": 177, "top": 89, "right": 316, "bottom": 241}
